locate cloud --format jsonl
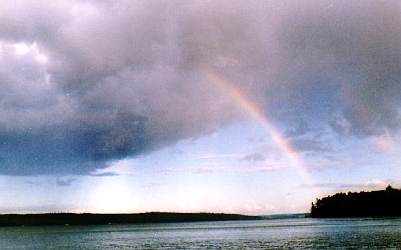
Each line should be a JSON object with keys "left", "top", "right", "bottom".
{"left": 90, "top": 158, "right": 137, "bottom": 176}
{"left": 290, "top": 137, "right": 331, "bottom": 153}
{"left": 251, "top": 165, "right": 289, "bottom": 172}
{"left": 329, "top": 112, "right": 352, "bottom": 135}
{"left": 301, "top": 179, "right": 392, "bottom": 190}
{"left": 284, "top": 120, "right": 311, "bottom": 138}
{"left": 241, "top": 153, "right": 266, "bottom": 162}
{"left": 195, "top": 153, "right": 241, "bottom": 161}
{"left": 370, "top": 134, "right": 399, "bottom": 155}
{"left": 1, "top": 0, "right": 401, "bottom": 175}
{"left": 56, "top": 177, "right": 76, "bottom": 187}
{"left": 304, "top": 157, "right": 351, "bottom": 171}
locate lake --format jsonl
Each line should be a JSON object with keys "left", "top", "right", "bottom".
{"left": 1, "top": 217, "right": 401, "bottom": 249}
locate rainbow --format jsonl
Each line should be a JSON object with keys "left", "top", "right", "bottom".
{"left": 202, "top": 66, "right": 311, "bottom": 181}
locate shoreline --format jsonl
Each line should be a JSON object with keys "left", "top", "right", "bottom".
{"left": 0, "top": 212, "right": 262, "bottom": 227}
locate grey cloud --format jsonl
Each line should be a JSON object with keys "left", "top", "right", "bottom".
{"left": 290, "top": 137, "right": 331, "bottom": 153}
{"left": 329, "top": 112, "right": 352, "bottom": 135}
{"left": 285, "top": 120, "right": 311, "bottom": 138}
{"left": 241, "top": 153, "right": 266, "bottom": 162}
{"left": 56, "top": 177, "right": 76, "bottom": 187}
{"left": 273, "top": 1, "right": 401, "bottom": 134}
{"left": 0, "top": 0, "right": 401, "bottom": 175}
{"left": 90, "top": 172, "right": 119, "bottom": 177}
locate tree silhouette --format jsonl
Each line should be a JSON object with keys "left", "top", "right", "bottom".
{"left": 311, "top": 186, "right": 401, "bottom": 218}
{"left": 0, "top": 212, "right": 261, "bottom": 226}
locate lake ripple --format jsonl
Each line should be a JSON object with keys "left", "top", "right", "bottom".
{"left": 1, "top": 218, "right": 401, "bottom": 249}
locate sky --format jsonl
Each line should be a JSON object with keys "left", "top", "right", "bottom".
{"left": 1, "top": 0, "right": 401, "bottom": 215}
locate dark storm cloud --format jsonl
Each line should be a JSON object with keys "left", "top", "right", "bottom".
{"left": 273, "top": 0, "right": 401, "bottom": 135}
{"left": 1, "top": 0, "right": 401, "bottom": 175}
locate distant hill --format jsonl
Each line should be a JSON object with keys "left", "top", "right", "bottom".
{"left": 311, "top": 185, "right": 401, "bottom": 218}
{"left": 0, "top": 212, "right": 262, "bottom": 227}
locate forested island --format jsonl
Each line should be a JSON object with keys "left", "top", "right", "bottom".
{"left": 0, "top": 212, "right": 261, "bottom": 227}
{"left": 311, "top": 185, "right": 401, "bottom": 218}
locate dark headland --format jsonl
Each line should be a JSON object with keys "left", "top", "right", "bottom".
{"left": 311, "top": 185, "right": 401, "bottom": 218}
{"left": 0, "top": 212, "right": 261, "bottom": 227}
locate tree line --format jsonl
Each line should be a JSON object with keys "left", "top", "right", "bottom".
{"left": 311, "top": 185, "right": 401, "bottom": 217}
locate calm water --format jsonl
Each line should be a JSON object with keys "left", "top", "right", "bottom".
{"left": 1, "top": 218, "right": 401, "bottom": 249}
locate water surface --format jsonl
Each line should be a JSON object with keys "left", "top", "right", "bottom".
{"left": 1, "top": 217, "right": 401, "bottom": 249}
